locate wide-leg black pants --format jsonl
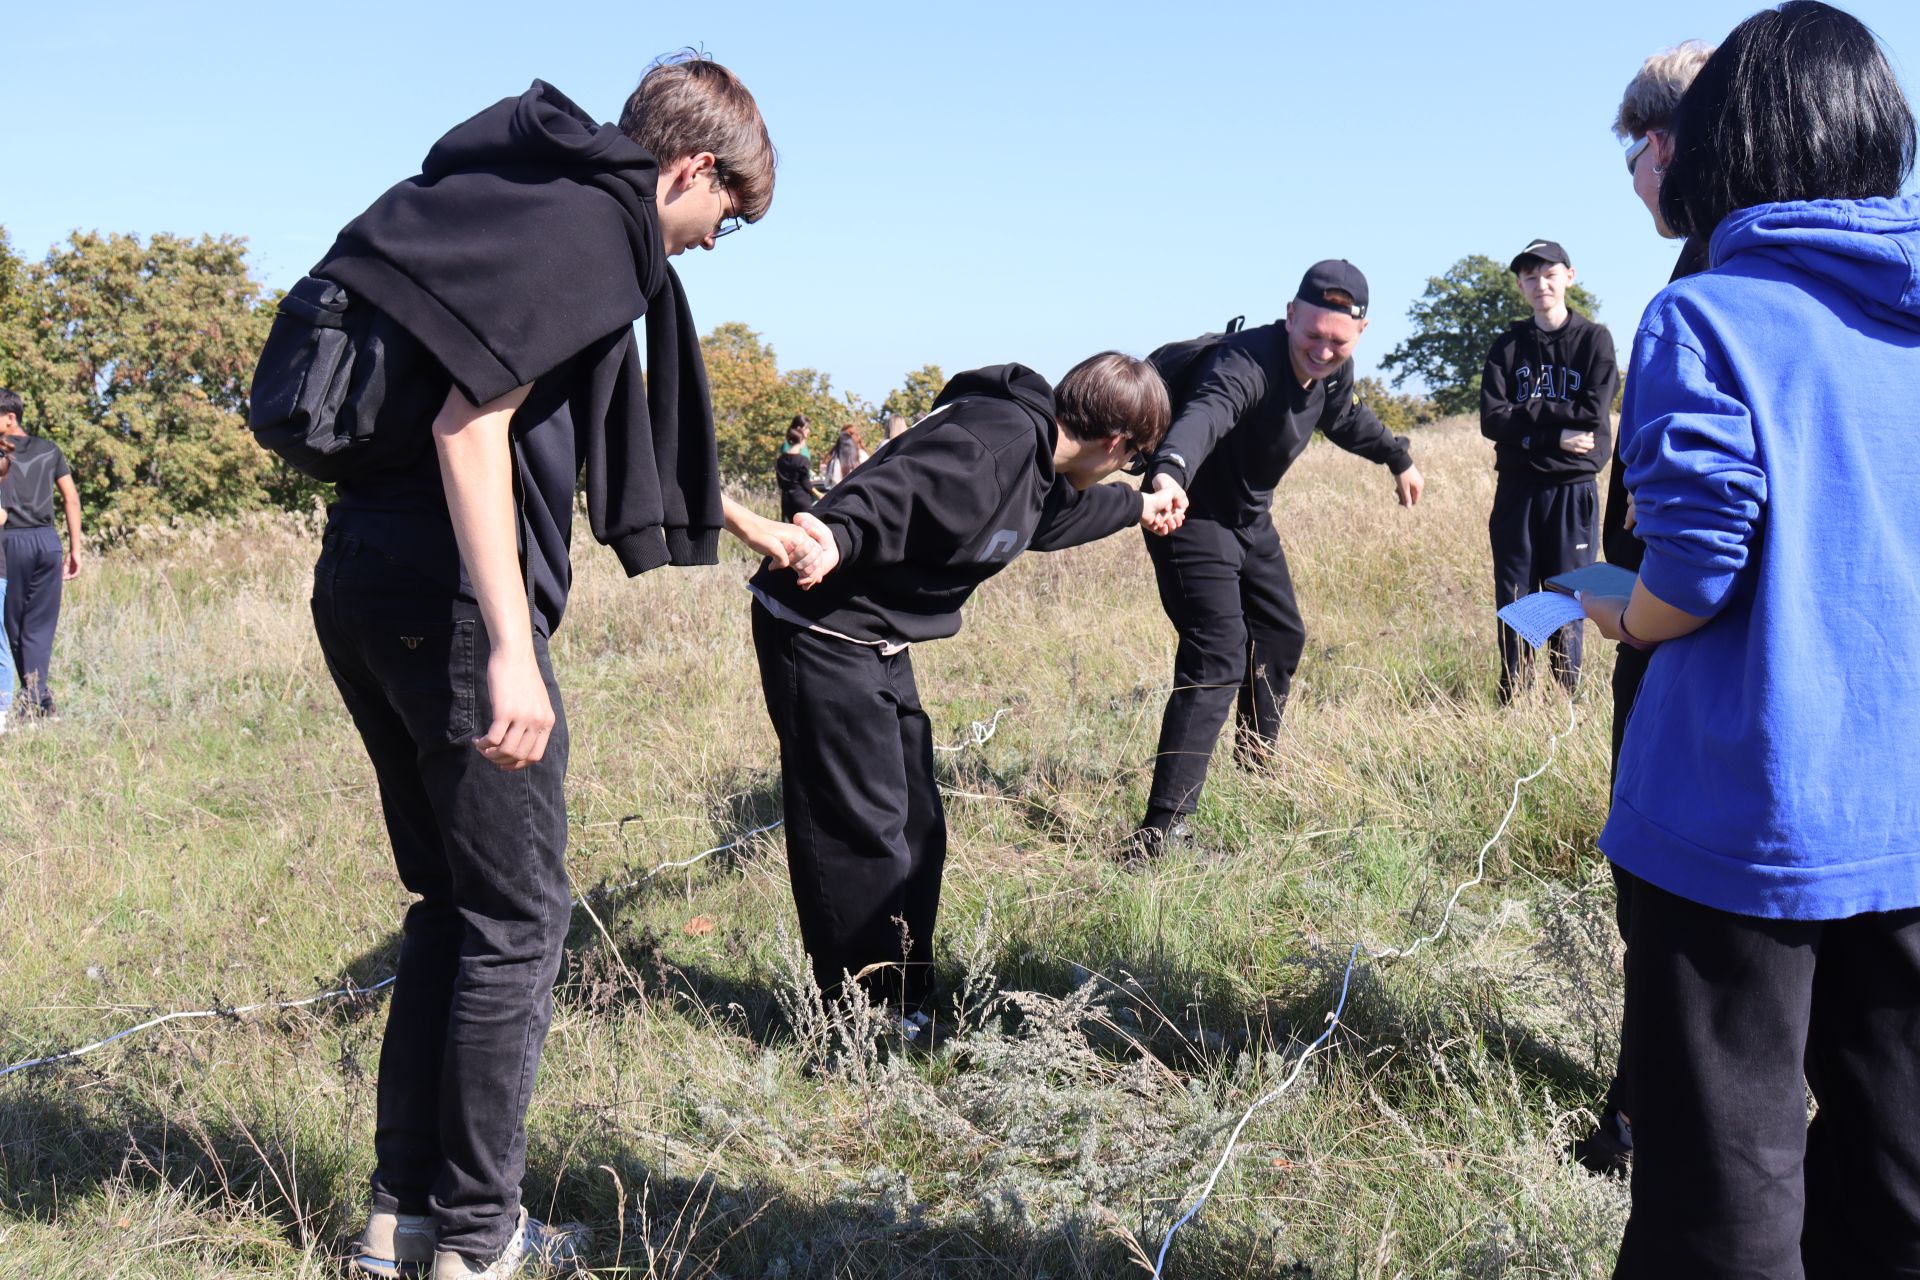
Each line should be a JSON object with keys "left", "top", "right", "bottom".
{"left": 1490, "top": 477, "right": 1598, "bottom": 699}
{"left": 1612, "top": 871, "right": 1920, "bottom": 1279}
{"left": 1143, "top": 515, "right": 1306, "bottom": 818}
{"left": 752, "top": 603, "right": 945, "bottom": 1010}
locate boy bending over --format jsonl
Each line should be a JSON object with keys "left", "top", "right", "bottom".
{"left": 750, "top": 355, "right": 1182, "bottom": 1023}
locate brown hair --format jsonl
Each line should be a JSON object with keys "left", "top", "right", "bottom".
{"left": 1615, "top": 41, "right": 1715, "bottom": 138}
{"left": 620, "top": 51, "right": 777, "bottom": 221}
{"left": 1055, "top": 352, "right": 1171, "bottom": 453}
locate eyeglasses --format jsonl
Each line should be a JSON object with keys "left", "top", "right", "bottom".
{"left": 1625, "top": 131, "right": 1659, "bottom": 176}
{"left": 1122, "top": 450, "right": 1149, "bottom": 477}
{"left": 713, "top": 216, "right": 744, "bottom": 239}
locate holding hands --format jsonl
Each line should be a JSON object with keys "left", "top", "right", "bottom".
{"left": 1144, "top": 474, "right": 1189, "bottom": 536}
{"left": 791, "top": 512, "right": 840, "bottom": 588}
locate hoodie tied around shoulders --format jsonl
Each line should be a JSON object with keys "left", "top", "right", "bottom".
{"left": 315, "top": 80, "right": 723, "bottom": 633}
{"left": 1601, "top": 195, "right": 1920, "bottom": 920}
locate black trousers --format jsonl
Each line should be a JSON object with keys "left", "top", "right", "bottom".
{"left": 3, "top": 525, "right": 64, "bottom": 715}
{"left": 752, "top": 603, "right": 945, "bottom": 1010}
{"left": 1490, "top": 478, "right": 1597, "bottom": 699}
{"left": 312, "top": 525, "right": 572, "bottom": 1266}
{"left": 1602, "top": 642, "right": 1654, "bottom": 1120}
{"left": 1613, "top": 871, "right": 1920, "bottom": 1278}
{"left": 1143, "top": 515, "right": 1305, "bottom": 817}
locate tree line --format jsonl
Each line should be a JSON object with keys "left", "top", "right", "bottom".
{"left": 0, "top": 227, "right": 1593, "bottom": 536}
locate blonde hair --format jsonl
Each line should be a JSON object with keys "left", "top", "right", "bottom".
{"left": 1615, "top": 41, "right": 1715, "bottom": 139}
{"left": 621, "top": 51, "right": 777, "bottom": 221}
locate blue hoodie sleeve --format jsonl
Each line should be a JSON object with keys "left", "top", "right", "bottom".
{"left": 1619, "top": 328, "right": 1767, "bottom": 617}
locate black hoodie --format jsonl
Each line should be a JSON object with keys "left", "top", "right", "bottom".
{"left": 316, "top": 81, "right": 722, "bottom": 634}
{"left": 749, "top": 365, "right": 1144, "bottom": 645}
{"left": 1146, "top": 323, "right": 1412, "bottom": 526}
{"left": 1479, "top": 308, "right": 1618, "bottom": 485}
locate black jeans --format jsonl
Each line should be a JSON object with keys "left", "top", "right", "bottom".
{"left": 752, "top": 603, "right": 945, "bottom": 1010}
{"left": 1490, "top": 478, "right": 1597, "bottom": 699}
{"left": 1613, "top": 871, "right": 1920, "bottom": 1278}
{"left": 3, "top": 525, "right": 64, "bottom": 715}
{"left": 311, "top": 524, "right": 571, "bottom": 1266}
{"left": 1143, "top": 515, "right": 1305, "bottom": 817}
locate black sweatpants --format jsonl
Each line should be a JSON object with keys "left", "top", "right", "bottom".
{"left": 1490, "top": 478, "right": 1597, "bottom": 699}
{"left": 752, "top": 602, "right": 945, "bottom": 1010}
{"left": 311, "top": 524, "right": 572, "bottom": 1267}
{"left": 1613, "top": 871, "right": 1920, "bottom": 1278}
{"left": 1143, "top": 514, "right": 1306, "bottom": 818}
{"left": 3, "top": 525, "right": 64, "bottom": 715}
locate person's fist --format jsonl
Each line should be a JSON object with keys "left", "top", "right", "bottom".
{"left": 1559, "top": 429, "right": 1597, "bottom": 456}
{"left": 1395, "top": 465, "right": 1425, "bottom": 508}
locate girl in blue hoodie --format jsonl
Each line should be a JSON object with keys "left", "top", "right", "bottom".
{"left": 1579, "top": 4, "right": 1920, "bottom": 1274}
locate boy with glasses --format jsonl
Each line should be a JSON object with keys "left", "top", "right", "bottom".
{"left": 751, "top": 355, "right": 1184, "bottom": 1022}
{"left": 298, "top": 54, "right": 810, "bottom": 1280}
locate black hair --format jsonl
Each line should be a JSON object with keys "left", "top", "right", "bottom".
{"left": 1660, "top": 1, "right": 1915, "bottom": 240}
{"left": 0, "top": 388, "right": 22, "bottom": 422}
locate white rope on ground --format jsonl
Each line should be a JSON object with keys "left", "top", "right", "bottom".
{"left": 0, "top": 976, "right": 399, "bottom": 1081}
{"left": 1147, "top": 698, "right": 1579, "bottom": 1279}
{"left": 1151, "top": 946, "right": 1359, "bottom": 1280}
{"left": 0, "top": 709, "right": 1018, "bottom": 1084}
{"left": 932, "top": 706, "right": 1015, "bottom": 753}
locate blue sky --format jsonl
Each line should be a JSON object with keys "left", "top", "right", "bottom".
{"left": 8, "top": 1, "right": 1919, "bottom": 405}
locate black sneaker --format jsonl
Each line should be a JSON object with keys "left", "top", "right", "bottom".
{"left": 1115, "top": 816, "right": 1194, "bottom": 870}
{"left": 1571, "top": 1106, "right": 1633, "bottom": 1178}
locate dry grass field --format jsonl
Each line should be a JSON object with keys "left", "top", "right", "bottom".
{"left": 0, "top": 416, "right": 1634, "bottom": 1278}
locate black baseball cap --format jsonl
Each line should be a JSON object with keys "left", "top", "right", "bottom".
{"left": 1510, "top": 239, "right": 1572, "bottom": 272}
{"left": 1295, "top": 259, "right": 1369, "bottom": 319}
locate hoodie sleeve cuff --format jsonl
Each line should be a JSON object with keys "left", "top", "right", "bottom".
{"left": 1635, "top": 544, "right": 1732, "bottom": 619}
{"left": 665, "top": 526, "right": 721, "bottom": 568}
{"left": 608, "top": 527, "right": 671, "bottom": 577}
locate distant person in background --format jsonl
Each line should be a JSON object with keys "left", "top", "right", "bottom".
{"left": 884, "top": 412, "right": 910, "bottom": 442}
{"left": 823, "top": 423, "right": 868, "bottom": 486}
{"left": 1571, "top": 35, "right": 1714, "bottom": 1183}
{"left": 1480, "top": 239, "right": 1617, "bottom": 702}
{"left": 0, "top": 434, "right": 15, "bottom": 729}
{"left": 0, "top": 388, "right": 83, "bottom": 720}
{"left": 1579, "top": 5, "right": 1920, "bottom": 1271}
{"left": 784, "top": 412, "right": 812, "bottom": 462}
{"left": 775, "top": 421, "right": 823, "bottom": 520}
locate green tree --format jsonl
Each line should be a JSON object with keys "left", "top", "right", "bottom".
{"left": 882, "top": 364, "right": 946, "bottom": 424}
{"left": 4, "top": 231, "right": 289, "bottom": 536}
{"left": 702, "top": 322, "right": 872, "bottom": 477}
{"left": 1354, "top": 376, "right": 1438, "bottom": 434}
{"left": 1379, "top": 254, "right": 1602, "bottom": 416}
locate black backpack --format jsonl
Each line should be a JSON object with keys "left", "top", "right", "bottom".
{"left": 1146, "top": 314, "right": 1252, "bottom": 396}
{"left": 247, "top": 276, "right": 448, "bottom": 481}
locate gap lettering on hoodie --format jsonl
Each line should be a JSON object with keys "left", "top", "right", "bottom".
{"left": 1514, "top": 363, "right": 1584, "bottom": 403}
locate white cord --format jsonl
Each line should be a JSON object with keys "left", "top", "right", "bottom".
{"left": 1148, "top": 699, "right": 1578, "bottom": 1277}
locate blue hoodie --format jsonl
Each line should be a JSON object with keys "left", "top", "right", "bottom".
{"left": 1601, "top": 195, "right": 1920, "bottom": 920}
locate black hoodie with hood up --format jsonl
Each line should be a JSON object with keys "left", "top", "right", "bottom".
{"left": 316, "top": 80, "right": 722, "bottom": 635}
{"left": 749, "top": 365, "right": 1144, "bottom": 645}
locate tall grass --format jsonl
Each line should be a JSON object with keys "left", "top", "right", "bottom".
{"left": 0, "top": 419, "right": 1630, "bottom": 1277}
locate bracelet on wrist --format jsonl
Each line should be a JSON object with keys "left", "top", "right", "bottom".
{"left": 1617, "top": 608, "right": 1657, "bottom": 651}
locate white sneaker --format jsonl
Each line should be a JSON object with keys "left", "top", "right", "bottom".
{"left": 351, "top": 1210, "right": 435, "bottom": 1277}
{"left": 432, "top": 1207, "right": 586, "bottom": 1278}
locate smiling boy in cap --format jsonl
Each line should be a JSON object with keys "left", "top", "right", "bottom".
{"left": 1480, "top": 239, "right": 1619, "bottom": 701}
{"left": 1128, "top": 260, "right": 1425, "bottom": 858}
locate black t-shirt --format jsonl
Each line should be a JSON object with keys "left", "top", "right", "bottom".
{"left": 0, "top": 434, "right": 72, "bottom": 529}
